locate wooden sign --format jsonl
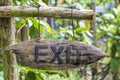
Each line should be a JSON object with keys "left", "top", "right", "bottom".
{"left": 6, "top": 39, "right": 106, "bottom": 69}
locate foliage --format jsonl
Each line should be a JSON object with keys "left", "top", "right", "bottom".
{"left": 18, "top": 66, "right": 86, "bottom": 80}
{"left": 0, "top": 71, "right": 3, "bottom": 80}
{"left": 0, "top": 0, "right": 119, "bottom": 80}
{"left": 97, "top": 4, "right": 120, "bottom": 79}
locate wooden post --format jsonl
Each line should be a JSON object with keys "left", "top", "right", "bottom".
{"left": 0, "top": 0, "right": 18, "bottom": 80}
{"left": 91, "top": 0, "right": 98, "bottom": 80}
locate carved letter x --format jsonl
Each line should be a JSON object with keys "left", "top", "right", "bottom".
{"left": 49, "top": 45, "right": 64, "bottom": 64}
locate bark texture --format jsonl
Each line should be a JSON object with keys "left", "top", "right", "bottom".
{"left": 0, "top": 0, "right": 18, "bottom": 80}
{"left": 0, "top": 6, "right": 94, "bottom": 19}
{"left": 91, "top": 0, "right": 98, "bottom": 80}
{"left": 21, "top": 26, "right": 29, "bottom": 41}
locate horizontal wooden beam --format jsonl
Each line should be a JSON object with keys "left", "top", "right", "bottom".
{"left": 0, "top": 6, "right": 94, "bottom": 19}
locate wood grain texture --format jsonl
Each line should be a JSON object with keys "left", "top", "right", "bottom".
{"left": 6, "top": 39, "right": 106, "bottom": 70}
{"left": 0, "top": 6, "right": 93, "bottom": 19}
{"left": 0, "top": 0, "right": 18, "bottom": 79}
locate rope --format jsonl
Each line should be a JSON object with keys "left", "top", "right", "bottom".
{"left": 37, "top": 4, "right": 41, "bottom": 38}
{"left": 71, "top": 6, "right": 75, "bottom": 38}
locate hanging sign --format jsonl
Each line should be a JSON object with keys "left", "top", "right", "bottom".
{"left": 6, "top": 39, "right": 106, "bottom": 69}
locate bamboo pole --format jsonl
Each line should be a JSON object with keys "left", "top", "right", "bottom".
{"left": 0, "top": 6, "right": 93, "bottom": 19}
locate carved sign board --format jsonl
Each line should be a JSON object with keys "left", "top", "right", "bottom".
{"left": 6, "top": 40, "right": 106, "bottom": 69}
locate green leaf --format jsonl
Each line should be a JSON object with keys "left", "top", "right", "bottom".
{"left": 0, "top": 66, "right": 3, "bottom": 72}
{"left": 68, "top": 69, "right": 82, "bottom": 80}
{"left": 116, "top": 44, "right": 120, "bottom": 53}
{"left": 103, "top": 14, "right": 115, "bottom": 20}
{"left": 110, "top": 58, "right": 119, "bottom": 72}
{"left": 65, "top": 0, "right": 72, "bottom": 5}
{"left": 38, "top": 1, "right": 48, "bottom": 7}
{"left": 26, "top": 71, "right": 36, "bottom": 80}
{"left": 0, "top": 71, "right": 3, "bottom": 80}
{"left": 36, "top": 74, "right": 43, "bottom": 80}
{"left": 106, "top": 32, "right": 114, "bottom": 38}
{"left": 60, "top": 27, "right": 73, "bottom": 36}
{"left": 40, "top": 73, "right": 48, "bottom": 80}
{"left": 117, "top": 5, "right": 120, "bottom": 14}
{"left": 82, "top": 32, "right": 92, "bottom": 44}
{"left": 114, "top": 35, "right": 120, "bottom": 39}
{"left": 29, "top": 26, "right": 37, "bottom": 39}
{"left": 15, "top": 18, "right": 26, "bottom": 28}
{"left": 40, "top": 21, "right": 52, "bottom": 34}
{"left": 75, "top": 27, "right": 88, "bottom": 33}
{"left": 27, "top": 18, "right": 33, "bottom": 27}
{"left": 55, "top": 19, "right": 63, "bottom": 25}
{"left": 29, "top": 17, "right": 43, "bottom": 34}
{"left": 29, "top": 17, "right": 38, "bottom": 28}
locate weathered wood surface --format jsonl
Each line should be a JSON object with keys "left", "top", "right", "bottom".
{"left": 6, "top": 39, "right": 106, "bottom": 69}
{"left": 0, "top": 6, "right": 93, "bottom": 19}
{"left": 0, "top": 1, "right": 18, "bottom": 80}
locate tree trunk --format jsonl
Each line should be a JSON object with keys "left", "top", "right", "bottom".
{"left": 20, "top": 24, "right": 29, "bottom": 80}
{"left": 0, "top": 0, "right": 18, "bottom": 80}
{"left": 115, "top": 0, "right": 120, "bottom": 7}
{"left": 91, "top": 0, "right": 98, "bottom": 80}
{"left": 21, "top": 26, "right": 29, "bottom": 41}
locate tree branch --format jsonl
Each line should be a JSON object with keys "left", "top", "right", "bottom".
{"left": 0, "top": 6, "right": 94, "bottom": 19}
